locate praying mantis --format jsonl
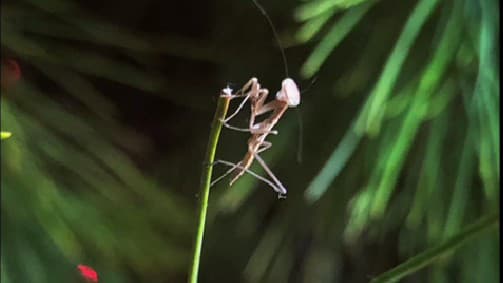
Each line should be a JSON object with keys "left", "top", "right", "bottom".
{"left": 210, "top": 0, "right": 303, "bottom": 198}
{"left": 211, "top": 77, "right": 300, "bottom": 197}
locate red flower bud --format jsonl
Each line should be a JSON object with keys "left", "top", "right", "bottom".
{"left": 77, "top": 264, "right": 99, "bottom": 282}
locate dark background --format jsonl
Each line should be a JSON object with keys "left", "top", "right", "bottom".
{"left": 1, "top": 0, "right": 499, "bottom": 282}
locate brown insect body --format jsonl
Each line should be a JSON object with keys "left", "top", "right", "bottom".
{"left": 212, "top": 78, "right": 299, "bottom": 196}
{"left": 230, "top": 99, "right": 289, "bottom": 185}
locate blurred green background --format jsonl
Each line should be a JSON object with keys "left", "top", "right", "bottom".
{"left": 1, "top": 0, "right": 499, "bottom": 282}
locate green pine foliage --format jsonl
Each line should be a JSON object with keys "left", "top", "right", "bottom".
{"left": 1, "top": 0, "right": 499, "bottom": 282}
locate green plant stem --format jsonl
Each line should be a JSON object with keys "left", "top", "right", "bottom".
{"left": 188, "top": 94, "right": 230, "bottom": 283}
{"left": 371, "top": 212, "right": 499, "bottom": 283}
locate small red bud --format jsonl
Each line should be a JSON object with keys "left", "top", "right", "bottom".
{"left": 77, "top": 264, "right": 99, "bottom": 282}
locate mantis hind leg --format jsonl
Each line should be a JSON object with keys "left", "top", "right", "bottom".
{"left": 210, "top": 160, "right": 241, "bottom": 187}
{"left": 211, "top": 159, "right": 283, "bottom": 193}
{"left": 253, "top": 153, "right": 287, "bottom": 196}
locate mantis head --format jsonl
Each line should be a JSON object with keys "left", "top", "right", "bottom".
{"left": 276, "top": 78, "right": 300, "bottom": 107}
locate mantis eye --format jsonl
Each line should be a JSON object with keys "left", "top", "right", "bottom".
{"left": 280, "top": 78, "right": 300, "bottom": 107}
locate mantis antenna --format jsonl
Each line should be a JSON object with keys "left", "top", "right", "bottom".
{"left": 251, "top": 0, "right": 289, "bottom": 78}
{"left": 213, "top": 2, "right": 308, "bottom": 196}
{"left": 251, "top": 0, "right": 306, "bottom": 164}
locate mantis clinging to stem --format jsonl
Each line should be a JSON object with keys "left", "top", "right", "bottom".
{"left": 189, "top": 3, "right": 301, "bottom": 282}
{"left": 212, "top": 77, "right": 300, "bottom": 197}
{"left": 210, "top": 0, "right": 301, "bottom": 198}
